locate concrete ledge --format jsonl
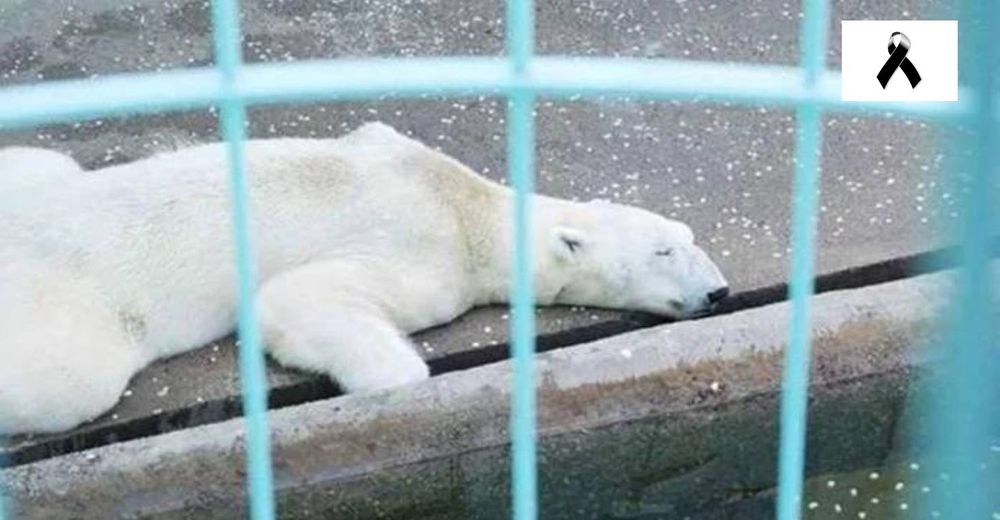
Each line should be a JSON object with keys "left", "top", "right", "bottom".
{"left": 1, "top": 268, "right": 957, "bottom": 519}
{"left": 2, "top": 249, "right": 952, "bottom": 467}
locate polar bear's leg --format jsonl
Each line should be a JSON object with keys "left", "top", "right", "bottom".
{"left": 258, "top": 261, "right": 430, "bottom": 393}
{"left": 0, "top": 263, "right": 143, "bottom": 434}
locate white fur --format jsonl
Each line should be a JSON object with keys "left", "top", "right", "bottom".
{"left": 0, "top": 146, "right": 83, "bottom": 196}
{"left": 0, "top": 123, "right": 727, "bottom": 434}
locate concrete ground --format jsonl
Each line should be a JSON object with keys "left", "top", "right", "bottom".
{"left": 0, "top": 0, "right": 985, "bottom": 465}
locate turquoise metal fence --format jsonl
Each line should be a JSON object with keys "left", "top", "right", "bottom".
{"left": 209, "top": 1, "right": 276, "bottom": 518}
{"left": 0, "top": 0, "right": 995, "bottom": 519}
{"left": 923, "top": 2, "right": 999, "bottom": 519}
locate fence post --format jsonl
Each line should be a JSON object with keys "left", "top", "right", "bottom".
{"left": 209, "top": 1, "right": 276, "bottom": 518}
{"left": 776, "top": 1, "right": 829, "bottom": 519}
{"left": 923, "top": 1, "right": 998, "bottom": 517}
{"left": 506, "top": 0, "right": 538, "bottom": 518}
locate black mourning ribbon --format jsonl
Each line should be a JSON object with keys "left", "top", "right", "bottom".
{"left": 877, "top": 31, "right": 921, "bottom": 89}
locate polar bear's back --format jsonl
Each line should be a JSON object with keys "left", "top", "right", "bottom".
{"left": 2, "top": 125, "right": 466, "bottom": 265}
{"left": 0, "top": 123, "right": 483, "bottom": 356}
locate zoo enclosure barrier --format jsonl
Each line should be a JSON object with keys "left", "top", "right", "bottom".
{"left": 0, "top": 0, "right": 996, "bottom": 519}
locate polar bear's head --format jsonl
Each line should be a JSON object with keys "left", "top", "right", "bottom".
{"left": 547, "top": 200, "right": 729, "bottom": 319}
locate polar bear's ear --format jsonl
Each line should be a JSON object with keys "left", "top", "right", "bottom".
{"left": 550, "top": 226, "right": 589, "bottom": 263}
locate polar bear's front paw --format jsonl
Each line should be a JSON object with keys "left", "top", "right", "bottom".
{"left": 341, "top": 355, "right": 430, "bottom": 394}
{"left": 257, "top": 260, "right": 436, "bottom": 397}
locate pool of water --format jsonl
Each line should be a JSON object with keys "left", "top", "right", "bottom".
{"left": 802, "top": 455, "right": 999, "bottom": 520}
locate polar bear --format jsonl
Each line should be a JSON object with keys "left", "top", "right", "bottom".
{"left": 0, "top": 122, "right": 728, "bottom": 435}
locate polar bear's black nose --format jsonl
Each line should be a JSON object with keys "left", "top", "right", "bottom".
{"left": 707, "top": 286, "right": 730, "bottom": 304}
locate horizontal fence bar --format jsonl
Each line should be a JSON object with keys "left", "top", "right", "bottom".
{"left": 0, "top": 58, "right": 984, "bottom": 130}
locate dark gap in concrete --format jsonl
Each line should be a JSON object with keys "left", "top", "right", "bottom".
{"left": 2, "top": 239, "right": 996, "bottom": 468}
{"left": 2, "top": 378, "right": 340, "bottom": 469}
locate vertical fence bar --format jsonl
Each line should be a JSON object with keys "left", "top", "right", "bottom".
{"left": 506, "top": 0, "right": 537, "bottom": 518}
{"left": 508, "top": 89, "right": 537, "bottom": 520}
{"left": 209, "top": 1, "right": 276, "bottom": 519}
{"left": 925, "top": 1, "right": 998, "bottom": 517}
{"left": 776, "top": 1, "right": 829, "bottom": 519}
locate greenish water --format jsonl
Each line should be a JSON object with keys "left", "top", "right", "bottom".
{"left": 802, "top": 458, "right": 999, "bottom": 520}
